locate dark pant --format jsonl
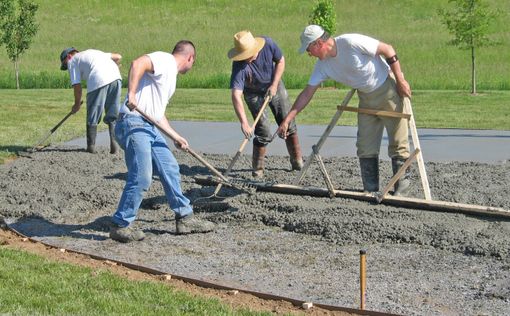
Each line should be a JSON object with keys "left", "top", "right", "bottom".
{"left": 86, "top": 79, "right": 122, "bottom": 126}
{"left": 243, "top": 81, "right": 297, "bottom": 147}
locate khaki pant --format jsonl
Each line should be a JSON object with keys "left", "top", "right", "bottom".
{"left": 356, "top": 76, "right": 409, "bottom": 159}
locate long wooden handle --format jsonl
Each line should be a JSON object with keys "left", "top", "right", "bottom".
{"left": 294, "top": 89, "right": 356, "bottom": 185}
{"left": 133, "top": 107, "right": 229, "bottom": 183}
{"left": 32, "top": 110, "right": 75, "bottom": 150}
{"left": 224, "top": 94, "right": 271, "bottom": 176}
{"left": 403, "top": 97, "right": 432, "bottom": 200}
{"left": 212, "top": 95, "right": 272, "bottom": 195}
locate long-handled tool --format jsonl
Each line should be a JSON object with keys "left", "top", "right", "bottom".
{"left": 212, "top": 94, "right": 272, "bottom": 196}
{"left": 294, "top": 89, "right": 356, "bottom": 185}
{"left": 132, "top": 106, "right": 233, "bottom": 186}
{"left": 28, "top": 105, "right": 79, "bottom": 152}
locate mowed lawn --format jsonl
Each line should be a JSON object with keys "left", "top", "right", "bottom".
{"left": 1, "top": 88, "right": 509, "bottom": 163}
{"left": 0, "top": 0, "right": 508, "bottom": 90}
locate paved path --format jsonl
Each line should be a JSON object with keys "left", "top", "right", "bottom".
{"left": 64, "top": 121, "right": 510, "bottom": 164}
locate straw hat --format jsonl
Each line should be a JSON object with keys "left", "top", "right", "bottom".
{"left": 227, "top": 30, "right": 265, "bottom": 61}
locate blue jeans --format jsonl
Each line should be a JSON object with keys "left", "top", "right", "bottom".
{"left": 112, "top": 114, "right": 193, "bottom": 227}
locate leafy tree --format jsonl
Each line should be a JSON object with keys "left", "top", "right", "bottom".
{"left": 438, "top": 0, "right": 499, "bottom": 94}
{"left": 0, "top": 0, "right": 39, "bottom": 89}
{"left": 309, "top": 0, "right": 336, "bottom": 35}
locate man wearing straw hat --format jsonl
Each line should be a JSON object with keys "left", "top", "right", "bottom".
{"left": 228, "top": 30, "right": 303, "bottom": 178}
{"left": 277, "top": 25, "right": 412, "bottom": 196}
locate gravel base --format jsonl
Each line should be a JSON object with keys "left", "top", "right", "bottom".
{"left": 1, "top": 146, "right": 509, "bottom": 315}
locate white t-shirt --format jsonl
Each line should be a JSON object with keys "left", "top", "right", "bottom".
{"left": 68, "top": 49, "right": 121, "bottom": 92}
{"left": 120, "top": 52, "right": 177, "bottom": 121}
{"left": 308, "top": 34, "right": 390, "bottom": 93}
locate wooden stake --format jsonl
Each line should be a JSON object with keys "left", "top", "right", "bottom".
{"left": 360, "top": 249, "right": 367, "bottom": 310}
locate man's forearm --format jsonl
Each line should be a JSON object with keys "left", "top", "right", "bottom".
{"left": 73, "top": 84, "right": 82, "bottom": 105}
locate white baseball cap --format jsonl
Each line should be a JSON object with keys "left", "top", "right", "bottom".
{"left": 299, "top": 25, "right": 325, "bottom": 54}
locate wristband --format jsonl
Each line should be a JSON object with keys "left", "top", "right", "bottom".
{"left": 386, "top": 55, "right": 398, "bottom": 65}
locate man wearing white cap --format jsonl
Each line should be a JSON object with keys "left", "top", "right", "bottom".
{"left": 228, "top": 30, "right": 303, "bottom": 178}
{"left": 277, "top": 25, "right": 412, "bottom": 196}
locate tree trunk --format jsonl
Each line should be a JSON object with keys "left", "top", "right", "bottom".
{"left": 14, "top": 59, "right": 20, "bottom": 89}
{"left": 471, "top": 46, "right": 476, "bottom": 95}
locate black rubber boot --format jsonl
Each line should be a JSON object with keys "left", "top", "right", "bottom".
{"left": 252, "top": 145, "right": 267, "bottom": 178}
{"left": 359, "top": 158, "right": 379, "bottom": 192}
{"left": 392, "top": 158, "right": 412, "bottom": 196}
{"left": 108, "top": 122, "right": 119, "bottom": 154}
{"left": 86, "top": 125, "right": 97, "bottom": 154}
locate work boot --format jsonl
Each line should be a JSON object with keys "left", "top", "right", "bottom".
{"left": 86, "top": 125, "right": 97, "bottom": 154}
{"left": 108, "top": 122, "right": 119, "bottom": 154}
{"left": 392, "top": 158, "right": 412, "bottom": 196}
{"left": 110, "top": 225, "right": 145, "bottom": 243}
{"left": 252, "top": 145, "right": 267, "bottom": 178}
{"left": 285, "top": 133, "right": 304, "bottom": 171}
{"left": 359, "top": 158, "right": 379, "bottom": 192}
{"left": 175, "top": 214, "right": 215, "bottom": 234}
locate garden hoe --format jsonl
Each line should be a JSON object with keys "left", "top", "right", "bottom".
{"left": 212, "top": 94, "right": 272, "bottom": 196}
{"left": 19, "top": 103, "right": 80, "bottom": 157}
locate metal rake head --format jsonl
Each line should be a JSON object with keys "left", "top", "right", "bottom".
{"left": 214, "top": 176, "right": 259, "bottom": 195}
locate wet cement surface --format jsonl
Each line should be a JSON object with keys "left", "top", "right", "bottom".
{"left": 1, "top": 146, "right": 509, "bottom": 315}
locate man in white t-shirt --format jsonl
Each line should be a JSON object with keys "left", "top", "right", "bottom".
{"left": 277, "top": 25, "right": 413, "bottom": 196}
{"left": 109, "top": 40, "right": 215, "bottom": 243}
{"left": 60, "top": 48, "right": 123, "bottom": 154}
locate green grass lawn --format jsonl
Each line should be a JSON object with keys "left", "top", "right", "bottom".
{"left": 3, "top": 88, "right": 509, "bottom": 128}
{"left": 0, "top": 247, "right": 270, "bottom": 315}
{"left": 0, "top": 0, "right": 508, "bottom": 90}
{"left": 1, "top": 88, "right": 509, "bottom": 163}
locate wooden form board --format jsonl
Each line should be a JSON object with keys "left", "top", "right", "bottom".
{"left": 194, "top": 176, "right": 510, "bottom": 220}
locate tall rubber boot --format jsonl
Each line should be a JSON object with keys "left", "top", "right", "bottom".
{"left": 252, "top": 145, "right": 267, "bottom": 178}
{"left": 108, "top": 122, "right": 119, "bottom": 154}
{"left": 392, "top": 158, "right": 411, "bottom": 196}
{"left": 359, "top": 158, "right": 379, "bottom": 192}
{"left": 285, "top": 133, "right": 304, "bottom": 171}
{"left": 86, "top": 125, "right": 97, "bottom": 154}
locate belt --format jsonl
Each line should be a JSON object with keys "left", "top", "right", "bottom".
{"left": 118, "top": 112, "right": 133, "bottom": 120}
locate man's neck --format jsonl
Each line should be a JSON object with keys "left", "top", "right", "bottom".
{"left": 327, "top": 38, "right": 337, "bottom": 58}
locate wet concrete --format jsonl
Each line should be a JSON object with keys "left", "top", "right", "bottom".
{"left": 1, "top": 146, "right": 509, "bottom": 315}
